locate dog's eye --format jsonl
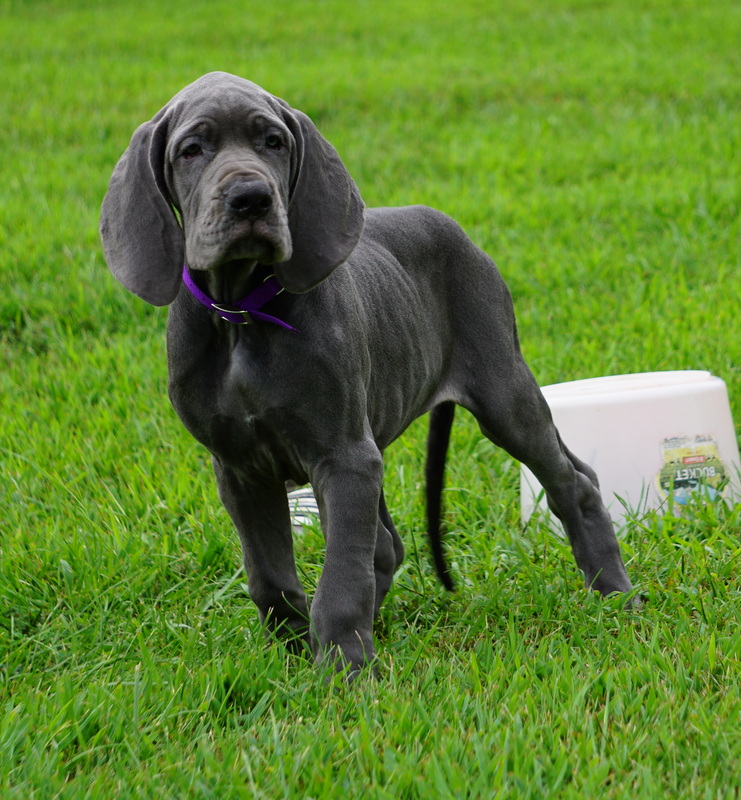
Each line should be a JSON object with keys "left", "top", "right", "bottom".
{"left": 182, "top": 142, "right": 203, "bottom": 160}
{"left": 265, "top": 133, "right": 283, "bottom": 150}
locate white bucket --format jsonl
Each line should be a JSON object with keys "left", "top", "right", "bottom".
{"left": 520, "top": 371, "right": 741, "bottom": 528}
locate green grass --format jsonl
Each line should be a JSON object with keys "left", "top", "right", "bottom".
{"left": 2, "top": 0, "right": 741, "bottom": 796}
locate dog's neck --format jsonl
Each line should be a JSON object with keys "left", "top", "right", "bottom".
{"left": 196, "top": 259, "right": 268, "bottom": 305}
{"left": 182, "top": 262, "right": 296, "bottom": 330}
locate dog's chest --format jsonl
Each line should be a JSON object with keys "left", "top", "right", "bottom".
{"left": 169, "top": 335, "right": 305, "bottom": 472}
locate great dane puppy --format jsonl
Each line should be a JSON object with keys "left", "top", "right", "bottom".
{"left": 100, "top": 72, "right": 632, "bottom": 674}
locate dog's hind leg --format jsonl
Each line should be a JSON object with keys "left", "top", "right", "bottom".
{"left": 465, "top": 361, "right": 633, "bottom": 597}
{"left": 374, "top": 490, "right": 404, "bottom": 615}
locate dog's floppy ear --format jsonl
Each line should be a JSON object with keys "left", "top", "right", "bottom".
{"left": 100, "top": 107, "right": 183, "bottom": 306}
{"left": 276, "top": 105, "right": 364, "bottom": 293}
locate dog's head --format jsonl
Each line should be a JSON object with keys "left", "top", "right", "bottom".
{"left": 100, "top": 72, "right": 364, "bottom": 304}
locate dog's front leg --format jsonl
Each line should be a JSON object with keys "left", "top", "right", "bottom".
{"left": 310, "top": 441, "right": 384, "bottom": 675}
{"left": 212, "top": 458, "right": 310, "bottom": 647}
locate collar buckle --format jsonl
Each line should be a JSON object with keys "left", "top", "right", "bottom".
{"left": 212, "top": 303, "right": 254, "bottom": 324}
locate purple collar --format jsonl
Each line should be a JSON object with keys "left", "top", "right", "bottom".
{"left": 182, "top": 264, "right": 297, "bottom": 331}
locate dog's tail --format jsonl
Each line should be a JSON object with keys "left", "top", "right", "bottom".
{"left": 425, "top": 400, "right": 456, "bottom": 591}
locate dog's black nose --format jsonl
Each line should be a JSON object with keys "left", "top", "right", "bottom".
{"left": 225, "top": 180, "right": 273, "bottom": 219}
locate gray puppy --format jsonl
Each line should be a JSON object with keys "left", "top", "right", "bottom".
{"left": 100, "top": 72, "right": 632, "bottom": 674}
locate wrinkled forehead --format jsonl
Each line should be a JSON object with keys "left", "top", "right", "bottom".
{"left": 166, "top": 72, "right": 287, "bottom": 128}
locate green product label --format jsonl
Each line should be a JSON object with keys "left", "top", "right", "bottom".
{"left": 656, "top": 435, "right": 727, "bottom": 505}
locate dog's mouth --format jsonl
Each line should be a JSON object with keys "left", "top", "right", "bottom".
{"left": 186, "top": 215, "right": 292, "bottom": 272}
{"left": 218, "top": 236, "right": 277, "bottom": 266}
{"left": 223, "top": 221, "right": 291, "bottom": 265}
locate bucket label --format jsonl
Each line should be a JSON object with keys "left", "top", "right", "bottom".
{"left": 657, "top": 435, "right": 727, "bottom": 504}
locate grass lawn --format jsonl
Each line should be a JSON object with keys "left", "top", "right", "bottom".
{"left": 2, "top": 0, "right": 741, "bottom": 797}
